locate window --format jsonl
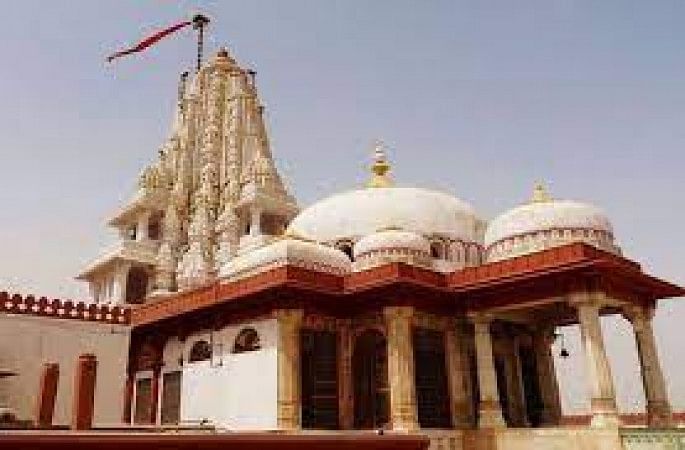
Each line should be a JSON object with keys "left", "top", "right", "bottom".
{"left": 430, "top": 241, "right": 444, "bottom": 259}
{"left": 335, "top": 240, "right": 354, "bottom": 261}
{"left": 233, "top": 328, "right": 261, "bottom": 353}
{"left": 188, "top": 340, "right": 212, "bottom": 362}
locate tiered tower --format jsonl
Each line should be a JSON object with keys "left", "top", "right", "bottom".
{"left": 77, "top": 48, "right": 298, "bottom": 305}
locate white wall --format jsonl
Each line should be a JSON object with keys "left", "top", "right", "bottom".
{"left": 157, "top": 318, "right": 278, "bottom": 430}
{"left": 0, "top": 314, "right": 130, "bottom": 426}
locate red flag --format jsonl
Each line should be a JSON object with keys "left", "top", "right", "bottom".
{"left": 107, "top": 20, "right": 192, "bottom": 63}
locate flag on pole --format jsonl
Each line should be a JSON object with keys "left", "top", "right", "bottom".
{"left": 106, "top": 20, "right": 192, "bottom": 63}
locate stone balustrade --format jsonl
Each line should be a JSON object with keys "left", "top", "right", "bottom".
{"left": 0, "top": 292, "right": 130, "bottom": 324}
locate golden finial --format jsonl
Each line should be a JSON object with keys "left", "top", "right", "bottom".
{"left": 367, "top": 140, "right": 393, "bottom": 188}
{"left": 530, "top": 181, "right": 553, "bottom": 203}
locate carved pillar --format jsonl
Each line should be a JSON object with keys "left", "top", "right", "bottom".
{"left": 337, "top": 321, "right": 354, "bottom": 429}
{"left": 150, "top": 365, "right": 161, "bottom": 425}
{"left": 445, "top": 318, "right": 474, "bottom": 428}
{"left": 250, "top": 206, "right": 262, "bottom": 237}
{"left": 72, "top": 354, "right": 97, "bottom": 430}
{"left": 383, "top": 306, "right": 418, "bottom": 431}
{"left": 122, "top": 372, "right": 133, "bottom": 424}
{"left": 276, "top": 308, "right": 304, "bottom": 430}
{"left": 626, "top": 306, "right": 672, "bottom": 428}
{"left": 571, "top": 292, "right": 619, "bottom": 428}
{"left": 532, "top": 328, "right": 562, "bottom": 426}
{"left": 503, "top": 335, "right": 528, "bottom": 427}
{"left": 35, "top": 363, "right": 59, "bottom": 428}
{"left": 469, "top": 314, "right": 505, "bottom": 428}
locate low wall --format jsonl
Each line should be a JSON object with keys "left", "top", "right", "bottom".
{"left": 0, "top": 431, "right": 429, "bottom": 450}
{"left": 621, "top": 429, "right": 685, "bottom": 450}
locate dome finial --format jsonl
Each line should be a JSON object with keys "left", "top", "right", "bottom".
{"left": 530, "top": 181, "right": 552, "bottom": 203}
{"left": 367, "top": 140, "right": 392, "bottom": 188}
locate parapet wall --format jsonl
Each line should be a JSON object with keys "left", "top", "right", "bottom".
{"left": 0, "top": 292, "right": 130, "bottom": 325}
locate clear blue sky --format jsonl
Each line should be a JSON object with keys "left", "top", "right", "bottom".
{"left": 0, "top": 0, "right": 683, "bottom": 414}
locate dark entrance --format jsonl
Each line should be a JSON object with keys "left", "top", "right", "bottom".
{"left": 160, "top": 371, "right": 181, "bottom": 425}
{"left": 301, "top": 329, "right": 339, "bottom": 429}
{"left": 126, "top": 266, "right": 148, "bottom": 304}
{"left": 519, "top": 345, "right": 543, "bottom": 427}
{"left": 413, "top": 328, "right": 451, "bottom": 428}
{"left": 353, "top": 329, "right": 389, "bottom": 429}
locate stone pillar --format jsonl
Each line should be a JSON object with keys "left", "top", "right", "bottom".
{"left": 571, "top": 292, "right": 619, "bottom": 428}
{"left": 276, "top": 308, "right": 304, "bottom": 430}
{"left": 122, "top": 372, "right": 133, "bottom": 424}
{"left": 250, "top": 207, "right": 262, "bottom": 236}
{"left": 35, "top": 363, "right": 59, "bottom": 428}
{"left": 532, "top": 328, "right": 562, "bottom": 426}
{"left": 149, "top": 366, "right": 161, "bottom": 425}
{"left": 626, "top": 306, "right": 672, "bottom": 428}
{"left": 445, "top": 318, "right": 474, "bottom": 428}
{"left": 469, "top": 314, "right": 505, "bottom": 428}
{"left": 113, "top": 263, "right": 130, "bottom": 305}
{"left": 503, "top": 336, "right": 528, "bottom": 427}
{"left": 72, "top": 354, "right": 97, "bottom": 430}
{"left": 337, "top": 321, "right": 354, "bottom": 429}
{"left": 136, "top": 212, "right": 150, "bottom": 241}
{"left": 383, "top": 306, "right": 419, "bottom": 431}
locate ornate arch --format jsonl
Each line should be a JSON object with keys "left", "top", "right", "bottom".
{"left": 233, "top": 327, "right": 261, "bottom": 353}
{"left": 188, "top": 340, "right": 212, "bottom": 362}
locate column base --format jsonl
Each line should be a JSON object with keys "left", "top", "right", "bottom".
{"left": 647, "top": 401, "right": 673, "bottom": 428}
{"left": 478, "top": 401, "right": 506, "bottom": 429}
{"left": 590, "top": 397, "right": 619, "bottom": 428}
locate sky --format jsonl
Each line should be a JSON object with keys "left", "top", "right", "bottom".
{"left": 0, "top": 0, "right": 684, "bottom": 415}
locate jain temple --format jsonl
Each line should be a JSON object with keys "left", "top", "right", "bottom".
{"left": 1, "top": 47, "right": 683, "bottom": 450}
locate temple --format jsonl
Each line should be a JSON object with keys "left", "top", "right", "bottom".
{"left": 1, "top": 47, "right": 683, "bottom": 450}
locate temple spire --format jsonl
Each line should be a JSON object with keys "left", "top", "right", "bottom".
{"left": 367, "top": 140, "right": 392, "bottom": 188}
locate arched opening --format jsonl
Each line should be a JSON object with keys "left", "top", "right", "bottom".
{"left": 188, "top": 340, "right": 212, "bottom": 363}
{"left": 413, "top": 328, "right": 451, "bottom": 428}
{"left": 125, "top": 266, "right": 149, "bottom": 304}
{"left": 233, "top": 327, "right": 261, "bottom": 353}
{"left": 335, "top": 240, "right": 354, "bottom": 261}
{"left": 353, "top": 329, "right": 389, "bottom": 429}
{"left": 430, "top": 241, "right": 444, "bottom": 259}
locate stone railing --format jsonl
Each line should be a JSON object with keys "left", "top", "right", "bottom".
{"left": 621, "top": 428, "right": 685, "bottom": 450}
{"left": 423, "top": 430, "right": 464, "bottom": 450}
{"left": 0, "top": 292, "right": 130, "bottom": 324}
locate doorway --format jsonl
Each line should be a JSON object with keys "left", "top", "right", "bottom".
{"left": 352, "top": 329, "right": 389, "bottom": 429}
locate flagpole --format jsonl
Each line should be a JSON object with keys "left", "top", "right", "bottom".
{"left": 192, "top": 14, "right": 210, "bottom": 73}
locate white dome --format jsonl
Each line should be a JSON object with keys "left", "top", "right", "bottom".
{"left": 354, "top": 229, "right": 430, "bottom": 259}
{"left": 484, "top": 185, "right": 618, "bottom": 261}
{"left": 219, "top": 237, "right": 351, "bottom": 280}
{"left": 287, "top": 187, "right": 482, "bottom": 245}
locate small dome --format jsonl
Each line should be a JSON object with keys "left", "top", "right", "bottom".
{"left": 219, "top": 236, "right": 351, "bottom": 280}
{"left": 288, "top": 187, "right": 482, "bottom": 245}
{"left": 354, "top": 229, "right": 430, "bottom": 259}
{"left": 484, "top": 184, "right": 619, "bottom": 261}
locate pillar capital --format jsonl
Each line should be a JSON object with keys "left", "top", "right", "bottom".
{"left": 467, "top": 311, "right": 494, "bottom": 325}
{"left": 622, "top": 305, "right": 656, "bottom": 331}
{"left": 383, "top": 305, "right": 414, "bottom": 321}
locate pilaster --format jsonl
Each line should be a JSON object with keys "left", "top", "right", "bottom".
{"left": 276, "top": 308, "right": 304, "bottom": 430}
{"left": 337, "top": 321, "right": 354, "bottom": 429}
{"left": 383, "top": 306, "right": 419, "bottom": 431}
{"left": 445, "top": 318, "right": 474, "bottom": 428}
